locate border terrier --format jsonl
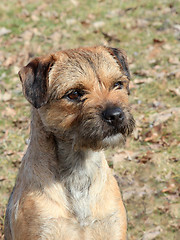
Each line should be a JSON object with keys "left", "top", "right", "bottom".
{"left": 5, "top": 46, "right": 135, "bottom": 240}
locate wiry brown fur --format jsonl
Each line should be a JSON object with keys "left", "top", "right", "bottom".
{"left": 5, "top": 46, "right": 135, "bottom": 240}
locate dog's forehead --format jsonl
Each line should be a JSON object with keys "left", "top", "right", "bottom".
{"left": 49, "top": 48, "right": 124, "bottom": 93}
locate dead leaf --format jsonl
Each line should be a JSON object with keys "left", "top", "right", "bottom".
{"left": 112, "top": 150, "right": 139, "bottom": 168}
{"left": 0, "top": 51, "right": 6, "bottom": 63}
{"left": 41, "top": 10, "right": 59, "bottom": 19}
{"left": 169, "top": 87, "right": 180, "bottom": 96}
{"left": 21, "top": 30, "right": 34, "bottom": 42}
{"left": 157, "top": 205, "right": 169, "bottom": 214}
{"left": 133, "top": 69, "right": 149, "bottom": 77}
{"left": 3, "top": 55, "right": 17, "bottom": 67}
{"left": 0, "top": 92, "right": 12, "bottom": 101}
{"left": 50, "top": 32, "right": 62, "bottom": 44}
{"left": 0, "top": 72, "right": 6, "bottom": 82}
{"left": 167, "top": 69, "right": 180, "bottom": 80}
{"left": 149, "top": 107, "right": 180, "bottom": 126}
{"left": 66, "top": 18, "right": 77, "bottom": 26}
{"left": 144, "top": 125, "right": 162, "bottom": 143}
{"left": 168, "top": 56, "right": 180, "bottom": 65}
{"left": 173, "top": 24, "right": 180, "bottom": 32}
{"left": 87, "top": 14, "right": 96, "bottom": 21}
{"left": 175, "top": 70, "right": 180, "bottom": 79}
{"left": 106, "top": 9, "right": 122, "bottom": 19}
{"left": 162, "top": 44, "right": 172, "bottom": 50}
{"left": 136, "top": 151, "right": 153, "bottom": 164}
{"left": 21, "top": 9, "right": 30, "bottom": 18}
{"left": 123, "top": 184, "right": 153, "bottom": 201}
{"left": 162, "top": 179, "right": 178, "bottom": 195}
{"left": 102, "top": 32, "right": 121, "bottom": 43}
{"left": 148, "top": 46, "right": 161, "bottom": 60}
{"left": 12, "top": 66, "right": 20, "bottom": 75}
{"left": 93, "top": 21, "right": 105, "bottom": 29}
{"left": 134, "top": 78, "right": 154, "bottom": 84}
{"left": 0, "top": 129, "right": 8, "bottom": 141}
{"left": 81, "top": 20, "right": 91, "bottom": 27}
{"left": 123, "top": 188, "right": 136, "bottom": 201}
{"left": 136, "top": 19, "right": 149, "bottom": 28}
{"left": 169, "top": 203, "right": 180, "bottom": 218}
{"left": 12, "top": 116, "right": 28, "bottom": 128}
{"left": 133, "top": 127, "right": 141, "bottom": 140}
{"left": 124, "top": 7, "right": 137, "bottom": 12}
{"left": 152, "top": 100, "right": 165, "bottom": 109}
{"left": 142, "top": 226, "right": 162, "bottom": 240}
{"left": 153, "top": 38, "right": 165, "bottom": 45}
{"left": 144, "top": 132, "right": 159, "bottom": 142}
{"left": 70, "top": 0, "right": 79, "bottom": 6}
{"left": 4, "top": 150, "right": 15, "bottom": 156}
{"left": 31, "top": 14, "right": 39, "bottom": 22}
{"left": 12, "top": 158, "right": 21, "bottom": 168}
{"left": 0, "top": 27, "right": 11, "bottom": 36}
{"left": 2, "top": 107, "right": 16, "bottom": 117}
{"left": 0, "top": 176, "right": 6, "bottom": 182}
{"left": 169, "top": 157, "right": 179, "bottom": 162}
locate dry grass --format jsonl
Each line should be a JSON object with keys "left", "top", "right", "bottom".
{"left": 0, "top": 0, "right": 180, "bottom": 239}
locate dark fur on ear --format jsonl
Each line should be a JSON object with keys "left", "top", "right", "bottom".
{"left": 19, "top": 55, "right": 55, "bottom": 109}
{"left": 106, "top": 47, "right": 130, "bottom": 80}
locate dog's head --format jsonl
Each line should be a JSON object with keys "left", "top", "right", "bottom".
{"left": 19, "top": 46, "right": 135, "bottom": 150}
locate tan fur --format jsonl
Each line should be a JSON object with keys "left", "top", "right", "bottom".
{"left": 5, "top": 46, "right": 135, "bottom": 240}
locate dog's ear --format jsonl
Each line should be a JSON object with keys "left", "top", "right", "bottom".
{"left": 18, "top": 55, "right": 55, "bottom": 109}
{"left": 106, "top": 47, "right": 130, "bottom": 80}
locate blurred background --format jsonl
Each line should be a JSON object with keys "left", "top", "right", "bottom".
{"left": 0, "top": 0, "right": 179, "bottom": 239}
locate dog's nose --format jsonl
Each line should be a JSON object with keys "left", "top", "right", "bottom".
{"left": 102, "top": 107, "right": 124, "bottom": 125}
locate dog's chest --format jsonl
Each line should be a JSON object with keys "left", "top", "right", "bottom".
{"left": 38, "top": 175, "right": 121, "bottom": 240}
{"left": 56, "top": 150, "right": 104, "bottom": 226}
{"left": 64, "top": 168, "right": 92, "bottom": 225}
{"left": 31, "top": 151, "right": 123, "bottom": 239}
{"left": 39, "top": 212, "right": 121, "bottom": 240}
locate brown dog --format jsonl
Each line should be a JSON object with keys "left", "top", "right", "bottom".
{"left": 4, "top": 46, "right": 135, "bottom": 240}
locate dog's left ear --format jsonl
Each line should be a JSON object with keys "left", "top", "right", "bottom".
{"left": 18, "top": 55, "right": 55, "bottom": 109}
{"left": 106, "top": 47, "right": 130, "bottom": 80}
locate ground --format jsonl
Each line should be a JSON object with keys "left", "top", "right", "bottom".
{"left": 0, "top": 0, "right": 180, "bottom": 239}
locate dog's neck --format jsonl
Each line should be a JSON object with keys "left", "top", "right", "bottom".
{"left": 25, "top": 109, "right": 105, "bottom": 190}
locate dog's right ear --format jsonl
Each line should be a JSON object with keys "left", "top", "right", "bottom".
{"left": 18, "top": 55, "right": 55, "bottom": 109}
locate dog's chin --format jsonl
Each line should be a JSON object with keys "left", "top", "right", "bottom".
{"left": 101, "top": 133, "right": 126, "bottom": 148}
{"left": 75, "top": 133, "right": 126, "bottom": 151}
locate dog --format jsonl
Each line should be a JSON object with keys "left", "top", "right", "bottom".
{"left": 4, "top": 46, "right": 135, "bottom": 240}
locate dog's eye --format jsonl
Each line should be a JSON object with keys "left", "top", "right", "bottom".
{"left": 114, "top": 81, "right": 124, "bottom": 89}
{"left": 67, "top": 90, "right": 84, "bottom": 101}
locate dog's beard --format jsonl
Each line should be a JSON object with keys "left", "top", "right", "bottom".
{"left": 101, "top": 133, "right": 125, "bottom": 148}
{"left": 71, "top": 111, "right": 135, "bottom": 150}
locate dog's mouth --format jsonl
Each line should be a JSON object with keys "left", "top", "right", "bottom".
{"left": 73, "top": 109, "right": 135, "bottom": 150}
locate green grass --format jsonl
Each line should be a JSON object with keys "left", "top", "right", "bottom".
{"left": 0, "top": 0, "right": 180, "bottom": 239}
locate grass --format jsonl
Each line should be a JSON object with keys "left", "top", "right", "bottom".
{"left": 0, "top": 0, "right": 180, "bottom": 239}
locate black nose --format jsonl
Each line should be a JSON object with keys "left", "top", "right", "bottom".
{"left": 102, "top": 107, "right": 124, "bottom": 125}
